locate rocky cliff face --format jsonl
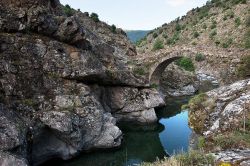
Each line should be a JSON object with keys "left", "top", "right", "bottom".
{"left": 0, "top": 1, "right": 164, "bottom": 165}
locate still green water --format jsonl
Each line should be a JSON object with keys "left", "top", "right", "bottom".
{"left": 43, "top": 96, "right": 194, "bottom": 166}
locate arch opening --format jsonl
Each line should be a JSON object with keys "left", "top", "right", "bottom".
{"left": 149, "top": 56, "right": 182, "bottom": 85}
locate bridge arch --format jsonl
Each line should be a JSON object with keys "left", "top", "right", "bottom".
{"left": 148, "top": 50, "right": 194, "bottom": 85}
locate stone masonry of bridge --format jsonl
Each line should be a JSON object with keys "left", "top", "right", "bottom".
{"left": 133, "top": 46, "right": 249, "bottom": 85}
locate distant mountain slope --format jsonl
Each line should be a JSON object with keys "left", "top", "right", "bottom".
{"left": 137, "top": 0, "right": 249, "bottom": 53}
{"left": 126, "top": 30, "right": 150, "bottom": 43}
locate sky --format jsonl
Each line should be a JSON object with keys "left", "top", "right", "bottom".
{"left": 60, "top": 0, "right": 208, "bottom": 30}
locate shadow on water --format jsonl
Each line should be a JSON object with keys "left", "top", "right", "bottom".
{"left": 43, "top": 123, "right": 167, "bottom": 166}
{"left": 43, "top": 83, "right": 219, "bottom": 166}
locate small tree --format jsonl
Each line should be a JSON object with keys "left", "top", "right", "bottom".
{"left": 90, "top": 13, "right": 99, "bottom": 22}
{"left": 63, "top": 4, "right": 74, "bottom": 17}
{"left": 111, "top": 24, "right": 116, "bottom": 33}
{"left": 175, "top": 24, "right": 181, "bottom": 31}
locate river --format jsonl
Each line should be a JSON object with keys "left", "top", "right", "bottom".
{"left": 43, "top": 96, "right": 196, "bottom": 166}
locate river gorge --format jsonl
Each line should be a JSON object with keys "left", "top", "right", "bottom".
{"left": 0, "top": 0, "right": 249, "bottom": 166}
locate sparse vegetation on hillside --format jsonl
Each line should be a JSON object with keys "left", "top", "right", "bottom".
{"left": 137, "top": 0, "right": 248, "bottom": 52}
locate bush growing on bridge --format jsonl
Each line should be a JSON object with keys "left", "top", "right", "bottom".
{"left": 175, "top": 57, "right": 195, "bottom": 72}
{"left": 152, "top": 39, "right": 164, "bottom": 51}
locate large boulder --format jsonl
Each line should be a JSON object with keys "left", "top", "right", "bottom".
{"left": 102, "top": 87, "right": 165, "bottom": 124}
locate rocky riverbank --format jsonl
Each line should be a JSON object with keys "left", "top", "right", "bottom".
{"left": 188, "top": 79, "right": 250, "bottom": 165}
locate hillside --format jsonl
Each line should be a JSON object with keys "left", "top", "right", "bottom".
{"left": 126, "top": 30, "right": 150, "bottom": 43}
{"left": 137, "top": 0, "right": 249, "bottom": 53}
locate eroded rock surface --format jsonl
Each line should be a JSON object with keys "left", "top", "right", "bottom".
{"left": 189, "top": 79, "right": 250, "bottom": 136}
{"left": 0, "top": 0, "right": 164, "bottom": 165}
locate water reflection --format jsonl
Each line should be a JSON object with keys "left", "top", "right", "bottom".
{"left": 43, "top": 97, "right": 193, "bottom": 166}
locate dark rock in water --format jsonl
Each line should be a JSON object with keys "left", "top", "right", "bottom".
{"left": 0, "top": 0, "right": 164, "bottom": 165}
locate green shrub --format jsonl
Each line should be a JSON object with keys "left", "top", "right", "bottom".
{"left": 158, "top": 29, "right": 163, "bottom": 34}
{"left": 176, "top": 151, "right": 215, "bottom": 166}
{"left": 63, "top": 4, "right": 74, "bottom": 17}
{"left": 193, "top": 31, "right": 200, "bottom": 38}
{"left": 202, "top": 24, "right": 207, "bottom": 29}
{"left": 213, "top": 131, "right": 250, "bottom": 149}
{"left": 215, "top": 40, "right": 220, "bottom": 46}
{"left": 198, "top": 136, "right": 206, "bottom": 149}
{"left": 111, "top": 24, "right": 116, "bottom": 33}
{"left": 244, "top": 29, "right": 250, "bottom": 48}
{"left": 90, "top": 13, "right": 100, "bottom": 22}
{"left": 152, "top": 39, "right": 164, "bottom": 51}
{"left": 175, "top": 57, "right": 195, "bottom": 72}
{"left": 175, "top": 24, "right": 182, "bottom": 31}
{"left": 221, "top": 38, "right": 233, "bottom": 48}
{"left": 246, "top": 16, "right": 250, "bottom": 27}
{"left": 136, "top": 37, "right": 146, "bottom": 47}
{"left": 150, "top": 83, "right": 158, "bottom": 89}
{"left": 153, "top": 33, "right": 158, "bottom": 38}
{"left": 223, "top": 15, "right": 228, "bottom": 21}
{"left": 237, "top": 55, "right": 250, "bottom": 78}
{"left": 198, "top": 6, "right": 210, "bottom": 19}
{"left": 192, "top": 41, "right": 197, "bottom": 45}
{"left": 141, "top": 150, "right": 215, "bottom": 166}
{"left": 209, "top": 29, "right": 217, "bottom": 39}
{"left": 166, "top": 32, "right": 180, "bottom": 45}
{"left": 195, "top": 53, "right": 205, "bottom": 62}
{"left": 162, "top": 33, "right": 168, "bottom": 39}
{"left": 227, "top": 10, "right": 235, "bottom": 19}
{"left": 133, "top": 67, "right": 146, "bottom": 75}
{"left": 188, "top": 93, "right": 207, "bottom": 110}
{"left": 210, "top": 20, "right": 217, "bottom": 29}
{"left": 235, "top": 17, "right": 241, "bottom": 27}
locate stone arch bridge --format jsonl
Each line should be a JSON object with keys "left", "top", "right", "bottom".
{"left": 135, "top": 47, "right": 248, "bottom": 86}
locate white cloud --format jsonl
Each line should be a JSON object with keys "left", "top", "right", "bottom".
{"left": 166, "top": 0, "right": 188, "bottom": 7}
